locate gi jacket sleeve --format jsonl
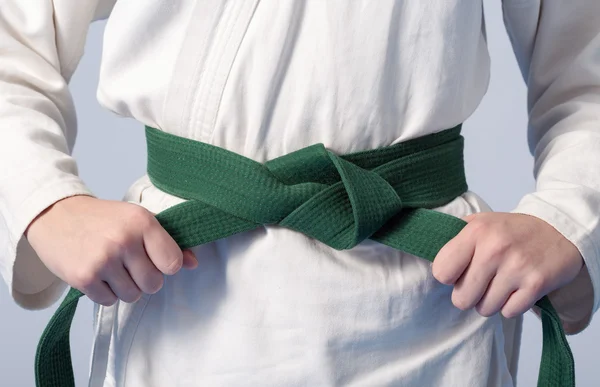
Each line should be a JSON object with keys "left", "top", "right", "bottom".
{"left": 504, "top": 0, "right": 600, "bottom": 334}
{"left": 0, "top": 1, "right": 115, "bottom": 309}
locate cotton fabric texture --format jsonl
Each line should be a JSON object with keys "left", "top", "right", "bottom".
{"left": 1, "top": 1, "right": 599, "bottom": 386}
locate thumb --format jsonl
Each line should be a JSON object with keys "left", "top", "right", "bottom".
{"left": 130, "top": 201, "right": 199, "bottom": 270}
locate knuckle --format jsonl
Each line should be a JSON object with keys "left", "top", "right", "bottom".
{"left": 501, "top": 307, "right": 517, "bottom": 319}
{"left": 527, "top": 272, "right": 546, "bottom": 294}
{"left": 102, "top": 299, "right": 118, "bottom": 307}
{"left": 120, "top": 288, "right": 142, "bottom": 303}
{"left": 502, "top": 302, "right": 528, "bottom": 319}
{"left": 432, "top": 266, "right": 452, "bottom": 285}
{"left": 452, "top": 292, "right": 469, "bottom": 310}
{"left": 489, "top": 234, "right": 510, "bottom": 254}
{"left": 468, "top": 219, "right": 489, "bottom": 235}
{"left": 507, "top": 253, "right": 527, "bottom": 272}
{"left": 476, "top": 304, "right": 495, "bottom": 318}
{"left": 139, "top": 272, "right": 164, "bottom": 294}
{"left": 95, "top": 294, "right": 118, "bottom": 307}
{"left": 148, "top": 275, "right": 164, "bottom": 294}
{"left": 128, "top": 205, "right": 153, "bottom": 228}
{"left": 94, "top": 243, "right": 121, "bottom": 268}
{"left": 99, "top": 238, "right": 131, "bottom": 267}
{"left": 72, "top": 269, "right": 97, "bottom": 289}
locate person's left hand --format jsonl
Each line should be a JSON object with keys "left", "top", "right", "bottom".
{"left": 432, "top": 212, "right": 584, "bottom": 319}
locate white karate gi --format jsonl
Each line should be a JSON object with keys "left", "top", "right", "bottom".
{"left": 1, "top": 1, "right": 600, "bottom": 386}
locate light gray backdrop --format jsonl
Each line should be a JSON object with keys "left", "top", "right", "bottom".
{"left": 1, "top": 1, "right": 598, "bottom": 386}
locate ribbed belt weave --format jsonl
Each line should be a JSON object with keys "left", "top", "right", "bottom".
{"left": 34, "top": 125, "right": 574, "bottom": 387}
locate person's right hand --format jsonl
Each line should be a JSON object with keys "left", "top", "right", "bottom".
{"left": 25, "top": 195, "right": 198, "bottom": 306}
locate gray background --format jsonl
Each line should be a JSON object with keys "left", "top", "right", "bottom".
{"left": 1, "top": 2, "right": 598, "bottom": 386}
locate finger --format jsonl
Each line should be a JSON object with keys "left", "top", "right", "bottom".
{"left": 142, "top": 217, "right": 184, "bottom": 275}
{"left": 182, "top": 249, "right": 198, "bottom": 270}
{"left": 123, "top": 244, "right": 164, "bottom": 294}
{"left": 432, "top": 227, "right": 476, "bottom": 285}
{"left": 452, "top": 249, "right": 497, "bottom": 310}
{"left": 82, "top": 281, "right": 118, "bottom": 307}
{"left": 475, "top": 275, "right": 517, "bottom": 317}
{"left": 501, "top": 289, "right": 537, "bottom": 319}
{"left": 103, "top": 265, "right": 142, "bottom": 303}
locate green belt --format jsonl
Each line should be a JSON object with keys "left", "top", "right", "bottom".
{"left": 35, "top": 125, "right": 574, "bottom": 387}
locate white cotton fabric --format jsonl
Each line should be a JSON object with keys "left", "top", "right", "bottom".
{"left": 1, "top": 1, "right": 600, "bottom": 386}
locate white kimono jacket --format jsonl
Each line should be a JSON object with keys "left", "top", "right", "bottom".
{"left": 1, "top": 1, "right": 600, "bottom": 386}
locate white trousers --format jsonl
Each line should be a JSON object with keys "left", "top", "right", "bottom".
{"left": 88, "top": 176, "right": 521, "bottom": 387}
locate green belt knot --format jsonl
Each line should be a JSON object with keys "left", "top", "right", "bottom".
{"left": 266, "top": 143, "right": 404, "bottom": 249}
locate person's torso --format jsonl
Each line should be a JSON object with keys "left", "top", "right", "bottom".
{"left": 98, "top": 0, "right": 490, "bottom": 156}
{"left": 89, "top": 2, "right": 520, "bottom": 386}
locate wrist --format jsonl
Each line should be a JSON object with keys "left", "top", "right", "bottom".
{"left": 24, "top": 194, "right": 95, "bottom": 241}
